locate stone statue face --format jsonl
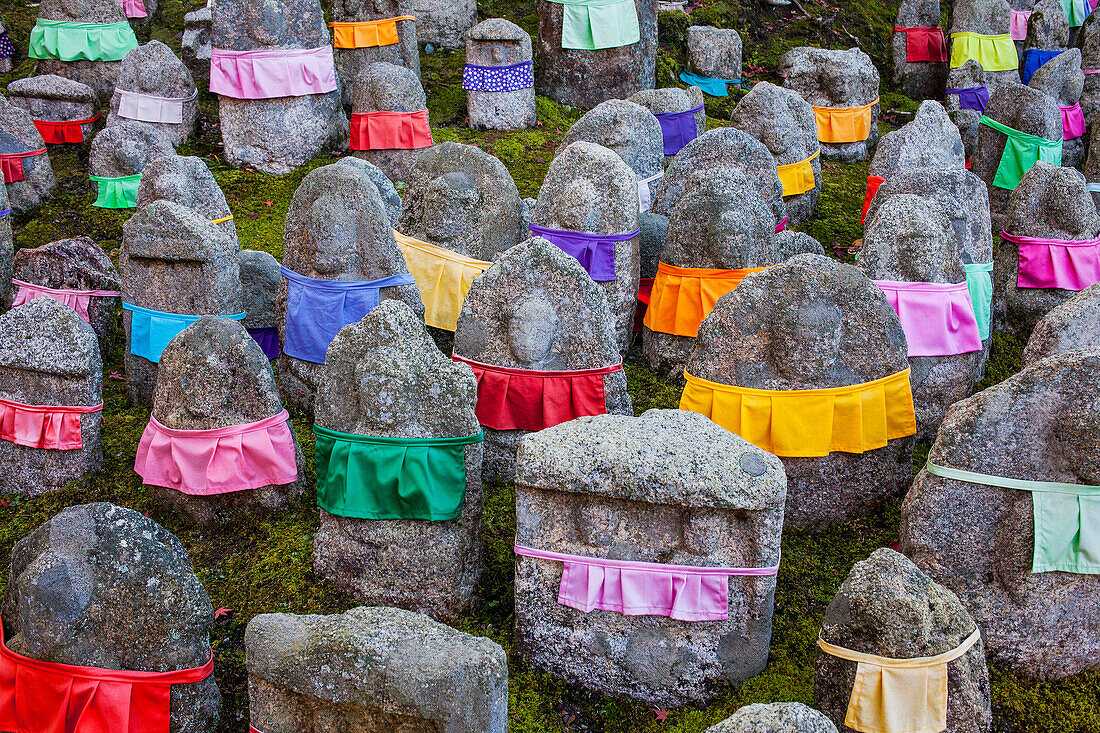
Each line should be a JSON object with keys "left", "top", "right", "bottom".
{"left": 507, "top": 295, "right": 559, "bottom": 365}
{"left": 690, "top": 35, "right": 722, "bottom": 76}
{"left": 705, "top": 207, "right": 764, "bottom": 263}
{"left": 488, "top": 41, "right": 521, "bottom": 64}
{"left": 552, "top": 179, "right": 600, "bottom": 232}
{"left": 303, "top": 200, "right": 360, "bottom": 275}
{"left": 423, "top": 172, "right": 480, "bottom": 244}
{"left": 246, "top": 0, "right": 287, "bottom": 47}
{"left": 933, "top": 192, "right": 972, "bottom": 257}
{"left": 772, "top": 298, "right": 843, "bottom": 381}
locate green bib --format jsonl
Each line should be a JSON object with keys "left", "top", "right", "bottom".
{"left": 29, "top": 19, "right": 139, "bottom": 62}
{"left": 546, "top": 0, "right": 640, "bottom": 50}
{"left": 313, "top": 424, "right": 483, "bottom": 521}
{"left": 90, "top": 173, "right": 141, "bottom": 209}
{"left": 926, "top": 462, "right": 1100, "bottom": 574}
{"left": 964, "top": 261, "right": 993, "bottom": 341}
{"left": 979, "top": 116, "right": 1063, "bottom": 191}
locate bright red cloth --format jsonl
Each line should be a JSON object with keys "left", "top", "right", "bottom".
{"left": 0, "top": 618, "right": 214, "bottom": 733}
{"left": 633, "top": 276, "right": 655, "bottom": 333}
{"left": 893, "top": 26, "right": 948, "bottom": 62}
{"left": 33, "top": 116, "right": 99, "bottom": 144}
{"left": 452, "top": 353, "right": 622, "bottom": 431}
{"left": 0, "top": 396, "right": 101, "bottom": 450}
{"left": 349, "top": 110, "right": 433, "bottom": 150}
{"left": 862, "top": 175, "right": 887, "bottom": 224}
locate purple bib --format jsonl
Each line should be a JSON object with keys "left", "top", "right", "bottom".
{"left": 247, "top": 325, "right": 280, "bottom": 360}
{"left": 945, "top": 86, "right": 989, "bottom": 114}
{"left": 653, "top": 104, "right": 704, "bottom": 156}
{"left": 528, "top": 223, "right": 638, "bottom": 282}
{"left": 462, "top": 61, "right": 534, "bottom": 92}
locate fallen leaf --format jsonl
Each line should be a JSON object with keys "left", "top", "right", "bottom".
{"left": 654, "top": 707, "right": 669, "bottom": 722}
{"left": 108, "top": 370, "right": 124, "bottom": 381}
{"left": 264, "top": 201, "right": 274, "bottom": 207}
{"left": 214, "top": 607, "right": 232, "bottom": 619}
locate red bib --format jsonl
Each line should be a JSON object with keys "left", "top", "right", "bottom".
{"left": 862, "top": 175, "right": 887, "bottom": 224}
{"left": 349, "top": 110, "right": 433, "bottom": 150}
{"left": 0, "top": 149, "right": 47, "bottom": 184}
{"left": 894, "top": 26, "right": 948, "bottom": 62}
{"left": 33, "top": 116, "right": 100, "bottom": 144}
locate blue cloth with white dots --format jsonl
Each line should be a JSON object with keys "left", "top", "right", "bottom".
{"left": 463, "top": 61, "right": 534, "bottom": 92}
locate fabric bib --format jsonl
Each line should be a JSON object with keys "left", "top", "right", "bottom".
{"left": 0, "top": 396, "right": 102, "bottom": 451}
{"left": 862, "top": 174, "right": 887, "bottom": 223}
{"left": 1061, "top": 102, "right": 1086, "bottom": 140}
{"left": 527, "top": 222, "right": 637, "bottom": 282}
{"left": 1010, "top": 9, "right": 1032, "bottom": 40}
{"left": 0, "top": 149, "right": 48, "bottom": 184}
{"left": 452, "top": 353, "right": 623, "bottom": 431}
{"left": 777, "top": 149, "right": 819, "bottom": 197}
{"left": 949, "top": 32, "right": 1017, "bottom": 71}
{"left": 117, "top": 88, "right": 197, "bottom": 125}
{"left": 281, "top": 265, "right": 415, "bottom": 364}
{"left": 653, "top": 104, "right": 704, "bottom": 155}
{"left": 121, "top": 0, "right": 147, "bottom": 18}
{"left": 349, "top": 110, "right": 434, "bottom": 150}
{"left": 643, "top": 262, "right": 769, "bottom": 337}
{"left": 963, "top": 261, "right": 993, "bottom": 341}
{"left": 33, "top": 115, "right": 99, "bottom": 144}
{"left": 979, "top": 116, "right": 1062, "bottom": 190}
{"left": 514, "top": 544, "right": 779, "bottom": 622}
{"left": 123, "top": 303, "right": 247, "bottom": 364}
{"left": 872, "top": 280, "right": 983, "bottom": 357}
{"left": 247, "top": 325, "right": 280, "bottom": 360}
{"left": 393, "top": 230, "right": 491, "bottom": 331}
{"left": 893, "top": 26, "right": 948, "bottom": 62}
{"left": 637, "top": 170, "right": 664, "bottom": 213}
{"left": 546, "top": 0, "right": 641, "bottom": 50}
{"left": 209, "top": 46, "right": 337, "bottom": 99}
{"left": 1002, "top": 230, "right": 1100, "bottom": 291}
{"left": 1061, "top": 0, "right": 1094, "bottom": 27}
{"left": 463, "top": 61, "right": 534, "bottom": 92}
{"left": 817, "top": 628, "right": 981, "bottom": 733}
{"left": 28, "top": 19, "right": 138, "bottom": 61}
{"left": 0, "top": 31, "right": 13, "bottom": 60}
{"left": 314, "top": 425, "right": 483, "bottom": 520}
{"left": 678, "top": 70, "right": 741, "bottom": 97}
{"left": 329, "top": 15, "right": 415, "bottom": 48}
{"left": 1021, "top": 48, "right": 1063, "bottom": 85}
{"left": 135, "top": 410, "right": 298, "bottom": 495}
{"left": 813, "top": 98, "right": 879, "bottom": 144}
{"left": 12, "top": 279, "right": 120, "bottom": 322}
{"left": 945, "top": 85, "right": 989, "bottom": 114}
{"left": 680, "top": 368, "right": 917, "bottom": 458}
{"left": 90, "top": 173, "right": 141, "bottom": 209}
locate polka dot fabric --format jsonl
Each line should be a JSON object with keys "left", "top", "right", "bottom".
{"left": 0, "top": 32, "right": 13, "bottom": 59}
{"left": 463, "top": 61, "right": 534, "bottom": 92}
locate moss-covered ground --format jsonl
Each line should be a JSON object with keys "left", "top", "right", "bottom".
{"left": 0, "top": 0, "right": 1098, "bottom": 730}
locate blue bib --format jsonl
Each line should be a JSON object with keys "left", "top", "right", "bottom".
{"left": 123, "top": 303, "right": 246, "bottom": 363}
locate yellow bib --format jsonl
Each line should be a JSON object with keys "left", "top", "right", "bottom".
{"left": 949, "top": 32, "right": 1017, "bottom": 71}
{"left": 679, "top": 368, "right": 916, "bottom": 458}
{"left": 394, "top": 230, "right": 492, "bottom": 331}
{"left": 813, "top": 98, "right": 879, "bottom": 144}
{"left": 817, "top": 629, "right": 981, "bottom": 733}
{"left": 776, "top": 148, "right": 820, "bottom": 196}
{"left": 329, "top": 16, "right": 415, "bottom": 49}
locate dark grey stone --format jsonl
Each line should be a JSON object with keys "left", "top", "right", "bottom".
{"left": 1023, "top": 0, "right": 1069, "bottom": 50}
{"left": 868, "top": 100, "right": 966, "bottom": 180}
{"left": 107, "top": 40, "right": 199, "bottom": 147}
{"left": 1079, "top": 8, "right": 1100, "bottom": 125}
{"left": 466, "top": 18, "right": 536, "bottom": 130}
{"left": 7, "top": 74, "right": 98, "bottom": 143}
{"left": 239, "top": 249, "right": 280, "bottom": 333}
{"left": 182, "top": 6, "right": 212, "bottom": 84}
{"left": 88, "top": 121, "right": 175, "bottom": 205}
{"left": 776, "top": 231, "right": 826, "bottom": 260}
{"left": 944, "top": 60, "right": 985, "bottom": 159}
{"left": 408, "top": 0, "right": 475, "bottom": 48}
{"left": 349, "top": 61, "right": 427, "bottom": 182}
{"left": 949, "top": 0, "right": 1021, "bottom": 86}
{"left": 893, "top": 0, "right": 947, "bottom": 98}
{"left": 0, "top": 183, "right": 11, "bottom": 309}
{"left": 0, "top": 95, "right": 56, "bottom": 214}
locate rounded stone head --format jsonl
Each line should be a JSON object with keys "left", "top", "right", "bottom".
{"left": 466, "top": 17, "right": 532, "bottom": 66}
{"left": 535, "top": 141, "right": 639, "bottom": 234}
{"left": 685, "top": 25, "right": 742, "bottom": 79}
{"left": 862, "top": 194, "right": 965, "bottom": 283}
{"left": 352, "top": 62, "right": 427, "bottom": 112}
{"left": 779, "top": 47, "right": 880, "bottom": 107}
{"left": 729, "top": 81, "right": 818, "bottom": 162}
{"left": 556, "top": 99, "right": 664, "bottom": 179}
{"left": 89, "top": 121, "right": 175, "bottom": 177}
{"left": 1027, "top": 48, "right": 1084, "bottom": 104}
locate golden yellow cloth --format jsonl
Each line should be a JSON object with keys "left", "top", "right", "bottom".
{"left": 679, "top": 368, "right": 917, "bottom": 458}
{"left": 776, "top": 148, "right": 820, "bottom": 196}
{"left": 949, "top": 32, "right": 1017, "bottom": 71}
{"left": 817, "top": 629, "right": 981, "bottom": 733}
{"left": 211, "top": 215, "right": 233, "bottom": 224}
{"left": 642, "top": 261, "right": 769, "bottom": 338}
{"left": 394, "top": 230, "right": 491, "bottom": 331}
{"left": 813, "top": 98, "right": 879, "bottom": 144}
{"left": 329, "top": 16, "right": 415, "bottom": 49}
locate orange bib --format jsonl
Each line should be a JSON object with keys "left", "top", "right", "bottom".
{"left": 330, "top": 15, "right": 415, "bottom": 49}
{"left": 814, "top": 98, "right": 879, "bottom": 144}
{"left": 642, "top": 261, "right": 769, "bottom": 338}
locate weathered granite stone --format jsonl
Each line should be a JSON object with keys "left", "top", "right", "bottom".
{"left": 971, "top": 83, "right": 1061, "bottom": 233}
{"left": 776, "top": 231, "right": 826, "bottom": 260}
{"left": 514, "top": 408, "right": 786, "bottom": 706}
{"left": 815, "top": 549, "right": 992, "bottom": 733}
{"left": 88, "top": 120, "right": 175, "bottom": 203}
{"left": 893, "top": 0, "right": 948, "bottom": 99}
{"left": 685, "top": 25, "right": 742, "bottom": 80}
{"left": 536, "top": 0, "right": 658, "bottom": 109}
{"left": 0, "top": 183, "right": 11, "bottom": 310}
{"left": 452, "top": 237, "right": 632, "bottom": 481}
{"left": 121, "top": 200, "right": 242, "bottom": 405}
{"left": 213, "top": 0, "right": 349, "bottom": 175}
{"left": 628, "top": 87, "right": 706, "bottom": 164}
{"left": 651, "top": 126, "right": 787, "bottom": 230}
{"left": 334, "top": 155, "right": 402, "bottom": 224}
{"left": 350, "top": 61, "right": 428, "bottom": 182}
{"left": 900, "top": 347, "right": 1100, "bottom": 679}
{"left": 1027, "top": 47, "right": 1085, "bottom": 165}
{"left": 532, "top": 141, "right": 640, "bottom": 354}
{"left": 1, "top": 503, "right": 220, "bottom": 731}
{"left": 861, "top": 195, "right": 986, "bottom": 440}
{"left": 779, "top": 47, "right": 880, "bottom": 162}
{"left": 397, "top": 141, "right": 526, "bottom": 259}
{"left": 643, "top": 168, "right": 778, "bottom": 381}
{"left": 277, "top": 161, "right": 423, "bottom": 417}
{"left": 408, "top": 0, "right": 475, "bottom": 48}
{"left": 312, "top": 300, "right": 483, "bottom": 620}
{"left": 868, "top": 101, "right": 966, "bottom": 183}
{"left": 1022, "top": 282, "right": 1100, "bottom": 362}
{"left": 0, "top": 299, "right": 101, "bottom": 495}
{"left": 135, "top": 154, "right": 238, "bottom": 245}
{"left": 182, "top": 6, "right": 212, "bottom": 84}
{"left": 1023, "top": 0, "right": 1069, "bottom": 51}
{"left": 246, "top": 606, "right": 507, "bottom": 732}
{"left": 239, "top": 249, "right": 280, "bottom": 335}
{"left": 332, "top": 0, "right": 420, "bottom": 107}
{"left": 949, "top": 0, "right": 1021, "bottom": 85}
{"left": 1085, "top": 121, "right": 1100, "bottom": 209}
{"left": 706, "top": 703, "right": 839, "bottom": 733}
{"left": 7, "top": 74, "right": 98, "bottom": 143}
{"left": 32, "top": 0, "right": 130, "bottom": 98}
{"left": 107, "top": 40, "right": 199, "bottom": 147}
{"left": 465, "top": 18, "right": 536, "bottom": 130}
{"left": 0, "top": 95, "right": 56, "bottom": 214}
{"left": 730, "top": 82, "right": 821, "bottom": 226}
{"left": 1080, "top": 9, "right": 1100, "bottom": 125}
{"left": 944, "top": 60, "right": 985, "bottom": 159}
{"left": 686, "top": 254, "right": 914, "bottom": 529}
{"left": 995, "top": 161, "right": 1100, "bottom": 337}
{"left": 12, "top": 235, "right": 122, "bottom": 356}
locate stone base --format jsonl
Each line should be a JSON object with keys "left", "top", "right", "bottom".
{"left": 469, "top": 89, "right": 537, "bottom": 130}
{"left": 220, "top": 91, "right": 349, "bottom": 176}
{"left": 350, "top": 149, "right": 423, "bottom": 184}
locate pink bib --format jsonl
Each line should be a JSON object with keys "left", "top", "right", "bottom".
{"left": 1061, "top": 102, "right": 1086, "bottom": 140}
{"left": 134, "top": 409, "right": 298, "bottom": 495}
{"left": 0, "top": 396, "right": 102, "bottom": 450}
{"left": 1003, "top": 230, "right": 1100, "bottom": 291}
{"left": 1010, "top": 9, "right": 1032, "bottom": 40}
{"left": 12, "top": 279, "right": 120, "bottom": 322}
{"left": 514, "top": 545, "right": 778, "bottom": 622}
{"left": 209, "top": 47, "right": 337, "bottom": 99}
{"left": 873, "top": 280, "right": 983, "bottom": 357}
